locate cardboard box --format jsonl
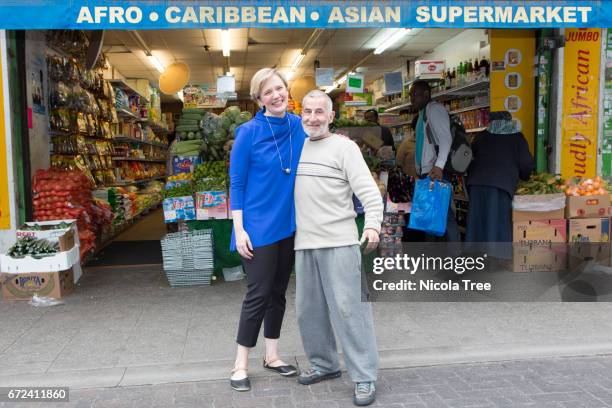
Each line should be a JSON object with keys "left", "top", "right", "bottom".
{"left": 173, "top": 156, "right": 202, "bottom": 174}
{"left": 196, "top": 191, "right": 228, "bottom": 220}
{"left": 512, "top": 209, "right": 565, "bottom": 222}
{"left": 1, "top": 268, "right": 74, "bottom": 301}
{"left": 568, "top": 218, "right": 610, "bottom": 243}
{"left": 512, "top": 219, "right": 567, "bottom": 244}
{"left": 0, "top": 245, "right": 80, "bottom": 273}
{"left": 566, "top": 195, "right": 612, "bottom": 219}
{"left": 568, "top": 243, "right": 611, "bottom": 270}
{"left": 163, "top": 196, "right": 196, "bottom": 223}
{"left": 415, "top": 60, "right": 446, "bottom": 76}
{"left": 513, "top": 244, "right": 567, "bottom": 272}
{"left": 16, "top": 220, "right": 77, "bottom": 251}
{"left": 512, "top": 193, "right": 566, "bottom": 221}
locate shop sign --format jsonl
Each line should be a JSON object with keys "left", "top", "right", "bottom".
{"left": 601, "top": 29, "right": 612, "bottom": 178}
{"left": 0, "top": 40, "right": 10, "bottom": 230}
{"left": 561, "top": 28, "right": 602, "bottom": 179}
{"left": 0, "top": 1, "right": 610, "bottom": 29}
{"left": 182, "top": 84, "right": 227, "bottom": 109}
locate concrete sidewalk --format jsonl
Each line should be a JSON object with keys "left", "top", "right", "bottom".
{"left": 1, "top": 265, "right": 612, "bottom": 390}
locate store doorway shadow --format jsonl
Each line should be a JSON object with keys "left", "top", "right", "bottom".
{"left": 86, "top": 240, "right": 163, "bottom": 267}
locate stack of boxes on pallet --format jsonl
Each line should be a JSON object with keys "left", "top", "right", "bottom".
{"left": 0, "top": 220, "right": 83, "bottom": 301}
{"left": 512, "top": 192, "right": 612, "bottom": 272}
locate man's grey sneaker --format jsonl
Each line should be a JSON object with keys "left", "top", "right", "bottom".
{"left": 354, "top": 382, "right": 376, "bottom": 406}
{"left": 297, "top": 367, "right": 341, "bottom": 385}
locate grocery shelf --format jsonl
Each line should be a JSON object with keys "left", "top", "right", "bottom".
{"left": 112, "top": 157, "right": 167, "bottom": 163}
{"left": 384, "top": 79, "right": 490, "bottom": 113}
{"left": 116, "top": 108, "right": 142, "bottom": 121}
{"left": 108, "top": 79, "right": 150, "bottom": 104}
{"left": 389, "top": 120, "right": 413, "bottom": 128}
{"left": 384, "top": 101, "right": 412, "bottom": 113}
{"left": 112, "top": 136, "right": 168, "bottom": 148}
{"left": 432, "top": 79, "right": 490, "bottom": 100}
{"left": 448, "top": 103, "right": 490, "bottom": 115}
{"left": 465, "top": 127, "right": 487, "bottom": 133}
{"left": 108, "top": 176, "right": 165, "bottom": 187}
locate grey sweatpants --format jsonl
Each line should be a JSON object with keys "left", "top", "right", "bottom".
{"left": 295, "top": 245, "right": 378, "bottom": 382}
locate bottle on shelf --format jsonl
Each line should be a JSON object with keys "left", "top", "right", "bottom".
{"left": 450, "top": 66, "right": 456, "bottom": 88}
{"left": 467, "top": 59, "right": 474, "bottom": 83}
{"left": 445, "top": 68, "right": 451, "bottom": 90}
{"left": 479, "top": 57, "right": 490, "bottom": 78}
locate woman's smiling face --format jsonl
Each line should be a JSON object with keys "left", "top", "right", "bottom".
{"left": 258, "top": 74, "right": 288, "bottom": 116}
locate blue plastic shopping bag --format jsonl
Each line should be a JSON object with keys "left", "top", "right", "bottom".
{"left": 408, "top": 178, "right": 452, "bottom": 237}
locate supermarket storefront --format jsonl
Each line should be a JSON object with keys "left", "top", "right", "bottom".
{"left": 0, "top": 1, "right": 610, "bottom": 285}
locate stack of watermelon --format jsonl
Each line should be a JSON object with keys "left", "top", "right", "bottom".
{"left": 176, "top": 108, "right": 205, "bottom": 141}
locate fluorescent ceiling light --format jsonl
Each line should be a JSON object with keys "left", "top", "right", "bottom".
{"left": 336, "top": 75, "right": 347, "bottom": 85}
{"left": 325, "top": 86, "right": 335, "bottom": 94}
{"left": 373, "top": 28, "right": 412, "bottom": 55}
{"left": 291, "top": 53, "right": 305, "bottom": 71}
{"left": 286, "top": 71, "right": 294, "bottom": 81}
{"left": 177, "top": 90, "right": 184, "bottom": 102}
{"left": 148, "top": 55, "right": 165, "bottom": 73}
{"left": 221, "top": 29, "right": 231, "bottom": 57}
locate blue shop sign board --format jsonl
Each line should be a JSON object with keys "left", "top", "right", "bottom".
{"left": 0, "top": 1, "right": 610, "bottom": 29}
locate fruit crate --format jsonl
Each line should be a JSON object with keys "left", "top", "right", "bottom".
{"left": 161, "top": 229, "right": 214, "bottom": 286}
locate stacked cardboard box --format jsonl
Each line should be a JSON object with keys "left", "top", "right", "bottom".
{"left": 512, "top": 219, "right": 567, "bottom": 272}
{"left": 566, "top": 195, "right": 612, "bottom": 269}
{"left": 1, "top": 220, "right": 82, "bottom": 301}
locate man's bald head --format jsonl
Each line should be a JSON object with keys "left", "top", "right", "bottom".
{"left": 409, "top": 80, "right": 431, "bottom": 111}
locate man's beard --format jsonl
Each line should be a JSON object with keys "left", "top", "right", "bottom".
{"left": 303, "top": 124, "right": 330, "bottom": 140}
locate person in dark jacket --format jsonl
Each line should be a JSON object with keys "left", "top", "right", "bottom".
{"left": 364, "top": 109, "right": 396, "bottom": 152}
{"left": 466, "top": 111, "right": 534, "bottom": 246}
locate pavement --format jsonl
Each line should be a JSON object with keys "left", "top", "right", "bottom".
{"left": 1, "top": 265, "right": 612, "bottom": 393}
{"left": 3, "top": 355, "right": 612, "bottom": 407}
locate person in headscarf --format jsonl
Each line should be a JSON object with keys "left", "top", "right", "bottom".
{"left": 465, "top": 111, "right": 535, "bottom": 246}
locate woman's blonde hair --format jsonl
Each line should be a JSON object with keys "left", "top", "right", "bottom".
{"left": 250, "top": 68, "right": 288, "bottom": 106}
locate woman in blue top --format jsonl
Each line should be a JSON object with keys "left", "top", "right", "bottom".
{"left": 229, "top": 68, "right": 306, "bottom": 392}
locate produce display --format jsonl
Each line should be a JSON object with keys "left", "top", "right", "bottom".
{"left": 193, "top": 161, "right": 228, "bottom": 191}
{"left": 167, "top": 173, "right": 192, "bottom": 183}
{"left": 564, "top": 176, "right": 612, "bottom": 197}
{"left": 7, "top": 236, "right": 59, "bottom": 259}
{"left": 332, "top": 118, "right": 376, "bottom": 128}
{"left": 515, "top": 173, "right": 566, "bottom": 195}
{"left": 32, "top": 168, "right": 113, "bottom": 259}
{"left": 164, "top": 183, "right": 194, "bottom": 199}
{"left": 19, "top": 221, "right": 72, "bottom": 231}
{"left": 172, "top": 140, "right": 203, "bottom": 157}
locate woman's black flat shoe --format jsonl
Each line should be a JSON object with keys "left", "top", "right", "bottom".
{"left": 230, "top": 368, "right": 251, "bottom": 392}
{"left": 263, "top": 359, "right": 298, "bottom": 377}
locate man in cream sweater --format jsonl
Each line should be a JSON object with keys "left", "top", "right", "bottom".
{"left": 295, "top": 90, "right": 383, "bottom": 407}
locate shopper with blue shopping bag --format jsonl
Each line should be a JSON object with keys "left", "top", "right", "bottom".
{"left": 408, "top": 80, "right": 460, "bottom": 241}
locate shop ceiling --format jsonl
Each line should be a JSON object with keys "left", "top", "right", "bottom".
{"left": 102, "top": 28, "right": 463, "bottom": 100}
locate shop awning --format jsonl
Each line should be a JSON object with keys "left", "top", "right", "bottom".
{"left": 0, "top": 1, "right": 610, "bottom": 30}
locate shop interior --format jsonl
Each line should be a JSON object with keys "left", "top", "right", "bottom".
{"left": 20, "top": 27, "right": 525, "bottom": 277}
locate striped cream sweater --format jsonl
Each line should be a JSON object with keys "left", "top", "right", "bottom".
{"left": 294, "top": 134, "right": 384, "bottom": 250}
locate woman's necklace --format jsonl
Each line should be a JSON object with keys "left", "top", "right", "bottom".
{"left": 264, "top": 114, "right": 293, "bottom": 175}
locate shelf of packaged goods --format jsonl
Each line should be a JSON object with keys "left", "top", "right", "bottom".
{"left": 389, "top": 120, "right": 414, "bottom": 128}
{"left": 112, "top": 136, "right": 168, "bottom": 148}
{"left": 404, "top": 76, "right": 444, "bottom": 87}
{"left": 112, "top": 157, "right": 167, "bottom": 163}
{"left": 108, "top": 79, "right": 150, "bottom": 104}
{"left": 384, "top": 101, "right": 412, "bottom": 113}
{"left": 116, "top": 108, "right": 142, "bottom": 121}
{"left": 50, "top": 130, "right": 113, "bottom": 140}
{"left": 432, "top": 79, "right": 490, "bottom": 100}
{"left": 108, "top": 176, "right": 166, "bottom": 187}
{"left": 448, "top": 103, "right": 490, "bottom": 116}
{"left": 384, "top": 79, "right": 490, "bottom": 113}
{"left": 465, "top": 127, "right": 487, "bottom": 133}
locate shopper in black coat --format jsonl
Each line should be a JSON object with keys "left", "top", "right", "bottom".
{"left": 466, "top": 111, "right": 534, "bottom": 246}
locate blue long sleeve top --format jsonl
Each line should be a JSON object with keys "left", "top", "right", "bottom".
{"left": 229, "top": 110, "right": 306, "bottom": 250}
